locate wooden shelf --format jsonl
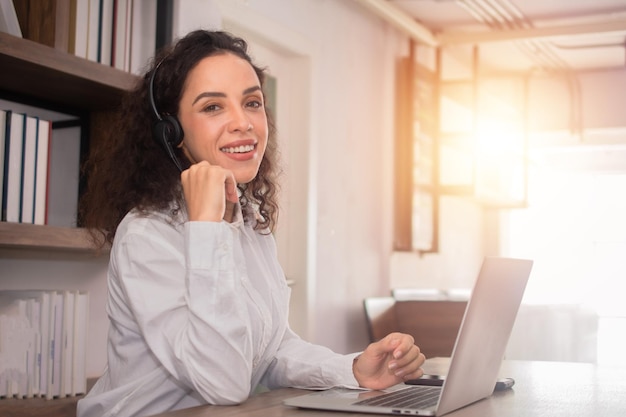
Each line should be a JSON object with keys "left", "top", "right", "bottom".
{"left": 0, "top": 395, "right": 84, "bottom": 417}
{"left": 0, "top": 379, "right": 98, "bottom": 417}
{"left": 0, "top": 31, "right": 137, "bottom": 111}
{"left": 0, "top": 222, "right": 106, "bottom": 252}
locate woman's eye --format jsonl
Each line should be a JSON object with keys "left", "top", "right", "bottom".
{"left": 246, "top": 100, "right": 263, "bottom": 109}
{"left": 202, "top": 104, "right": 220, "bottom": 112}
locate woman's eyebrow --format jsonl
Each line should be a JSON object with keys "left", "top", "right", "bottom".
{"left": 243, "top": 86, "right": 262, "bottom": 95}
{"left": 192, "top": 85, "right": 262, "bottom": 105}
{"left": 192, "top": 91, "right": 225, "bottom": 105}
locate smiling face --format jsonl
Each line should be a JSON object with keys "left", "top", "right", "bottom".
{"left": 177, "top": 52, "right": 268, "bottom": 184}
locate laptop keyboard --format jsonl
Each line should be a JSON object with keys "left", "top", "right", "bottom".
{"left": 354, "top": 386, "right": 441, "bottom": 410}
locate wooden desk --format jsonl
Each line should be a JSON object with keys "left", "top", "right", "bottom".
{"left": 149, "top": 358, "right": 626, "bottom": 417}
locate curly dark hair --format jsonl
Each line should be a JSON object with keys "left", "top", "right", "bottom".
{"left": 79, "top": 30, "right": 280, "bottom": 248}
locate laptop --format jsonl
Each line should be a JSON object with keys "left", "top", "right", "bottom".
{"left": 284, "top": 256, "right": 533, "bottom": 416}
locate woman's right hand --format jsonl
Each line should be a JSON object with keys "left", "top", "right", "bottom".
{"left": 181, "top": 161, "right": 238, "bottom": 222}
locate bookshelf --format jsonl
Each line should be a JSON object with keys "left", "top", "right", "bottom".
{"left": 1, "top": 28, "right": 131, "bottom": 417}
{"left": 1, "top": 2, "right": 152, "bottom": 414}
{"left": 0, "top": 30, "right": 137, "bottom": 252}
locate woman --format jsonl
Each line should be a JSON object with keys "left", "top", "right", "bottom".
{"left": 77, "top": 30, "right": 425, "bottom": 417}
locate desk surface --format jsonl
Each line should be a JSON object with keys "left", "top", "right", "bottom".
{"left": 150, "top": 358, "right": 626, "bottom": 417}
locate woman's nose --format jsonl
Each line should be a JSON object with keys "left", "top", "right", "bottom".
{"left": 228, "top": 107, "right": 252, "bottom": 132}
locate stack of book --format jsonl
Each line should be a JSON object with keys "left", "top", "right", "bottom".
{"left": 1, "top": 103, "right": 82, "bottom": 228}
{"left": 64, "top": 0, "right": 157, "bottom": 74}
{"left": 0, "top": 290, "right": 89, "bottom": 399}
{"left": 1, "top": 110, "right": 52, "bottom": 225}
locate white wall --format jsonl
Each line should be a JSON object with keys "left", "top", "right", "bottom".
{"left": 390, "top": 197, "right": 487, "bottom": 291}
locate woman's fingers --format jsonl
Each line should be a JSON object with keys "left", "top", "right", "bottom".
{"left": 181, "top": 161, "right": 238, "bottom": 221}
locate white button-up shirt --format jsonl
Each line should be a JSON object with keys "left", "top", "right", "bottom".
{"left": 77, "top": 205, "right": 359, "bottom": 417}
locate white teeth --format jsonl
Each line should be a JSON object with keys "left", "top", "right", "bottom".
{"left": 221, "top": 145, "right": 254, "bottom": 153}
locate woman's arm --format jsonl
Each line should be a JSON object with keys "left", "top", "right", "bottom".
{"left": 259, "top": 327, "right": 360, "bottom": 390}
{"left": 259, "top": 327, "right": 426, "bottom": 391}
{"left": 112, "top": 216, "right": 256, "bottom": 404}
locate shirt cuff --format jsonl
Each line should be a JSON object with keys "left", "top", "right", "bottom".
{"left": 333, "top": 352, "right": 363, "bottom": 389}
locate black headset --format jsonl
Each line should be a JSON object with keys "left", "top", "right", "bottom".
{"left": 149, "top": 59, "right": 184, "bottom": 172}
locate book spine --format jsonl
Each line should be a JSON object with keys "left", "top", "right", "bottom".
{"left": 20, "top": 115, "right": 38, "bottom": 224}
{"left": 0, "top": 110, "right": 6, "bottom": 220}
{"left": 5, "top": 111, "right": 25, "bottom": 223}
{"left": 2, "top": 110, "right": 12, "bottom": 221}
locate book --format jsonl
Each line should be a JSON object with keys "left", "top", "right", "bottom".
{"left": 47, "top": 291, "right": 64, "bottom": 399}
{"left": 46, "top": 122, "right": 81, "bottom": 227}
{"left": 130, "top": 0, "right": 156, "bottom": 75}
{"left": 112, "top": 0, "right": 131, "bottom": 71}
{"left": 3, "top": 110, "right": 25, "bottom": 223}
{"left": 24, "top": 297, "right": 41, "bottom": 398}
{"left": 0, "top": 0, "right": 22, "bottom": 37}
{"left": 0, "top": 314, "right": 30, "bottom": 397}
{"left": 86, "top": 0, "right": 100, "bottom": 62}
{"left": 0, "top": 110, "right": 6, "bottom": 217}
{"left": 0, "top": 292, "right": 40, "bottom": 398}
{"left": 73, "top": 0, "right": 89, "bottom": 59}
{"left": 123, "top": 0, "right": 133, "bottom": 72}
{"left": 0, "top": 297, "right": 25, "bottom": 397}
{"left": 34, "top": 118, "right": 51, "bottom": 225}
{"left": 100, "top": 0, "right": 114, "bottom": 66}
{"left": 20, "top": 115, "right": 38, "bottom": 224}
{"left": 72, "top": 292, "right": 89, "bottom": 395}
{"left": 61, "top": 291, "right": 75, "bottom": 396}
{"left": 36, "top": 291, "right": 51, "bottom": 398}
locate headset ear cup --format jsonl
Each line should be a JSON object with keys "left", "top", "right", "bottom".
{"left": 153, "top": 118, "right": 184, "bottom": 172}
{"left": 154, "top": 115, "right": 184, "bottom": 148}
{"left": 164, "top": 115, "right": 184, "bottom": 147}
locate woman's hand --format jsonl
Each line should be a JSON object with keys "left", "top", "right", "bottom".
{"left": 181, "top": 161, "right": 239, "bottom": 222}
{"left": 353, "top": 333, "right": 426, "bottom": 390}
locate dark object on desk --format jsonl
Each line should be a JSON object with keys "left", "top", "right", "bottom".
{"left": 406, "top": 374, "right": 515, "bottom": 391}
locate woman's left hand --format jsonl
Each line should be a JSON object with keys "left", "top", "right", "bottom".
{"left": 352, "top": 332, "right": 426, "bottom": 390}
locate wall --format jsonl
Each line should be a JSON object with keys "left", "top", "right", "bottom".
{"left": 390, "top": 197, "right": 487, "bottom": 291}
